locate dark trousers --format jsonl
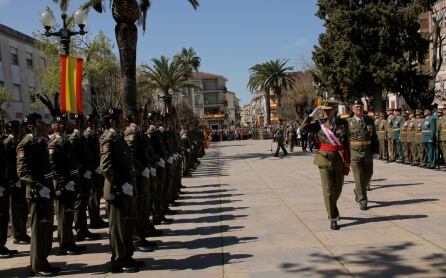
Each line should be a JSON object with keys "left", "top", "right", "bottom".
{"left": 56, "top": 196, "right": 75, "bottom": 249}
{"left": 275, "top": 142, "right": 288, "bottom": 156}
{"left": 29, "top": 199, "right": 53, "bottom": 272}
{"left": 0, "top": 191, "right": 10, "bottom": 246}
{"left": 423, "top": 142, "right": 436, "bottom": 168}
{"left": 10, "top": 183, "right": 29, "bottom": 240}
{"left": 75, "top": 177, "right": 92, "bottom": 235}
{"left": 88, "top": 174, "right": 104, "bottom": 224}
{"left": 107, "top": 197, "right": 135, "bottom": 268}
{"left": 351, "top": 157, "right": 373, "bottom": 205}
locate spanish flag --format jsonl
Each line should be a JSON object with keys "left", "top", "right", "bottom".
{"left": 60, "top": 55, "right": 83, "bottom": 113}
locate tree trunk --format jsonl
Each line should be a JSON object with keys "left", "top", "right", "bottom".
{"left": 372, "top": 90, "right": 384, "bottom": 113}
{"left": 265, "top": 91, "right": 271, "bottom": 126}
{"left": 115, "top": 22, "right": 137, "bottom": 113}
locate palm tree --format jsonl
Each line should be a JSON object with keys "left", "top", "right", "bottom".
{"left": 55, "top": 0, "right": 199, "bottom": 113}
{"left": 139, "top": 56, "right": 188, "bottom": 113}
{"left": 174, "top": 47, "right": 201, "bottom": 107}
{"left": 248, "top": 59, "right": 295, "bottom": 125}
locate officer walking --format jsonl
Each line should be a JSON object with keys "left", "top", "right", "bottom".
{"left": 300, "top": 101, "right": 350, "bottom": 230}
{"left": 348, "top": 100, "right": 379, "bottom": 211}
{"left": 274, "top": 121, "right": 288, "bottom": 157}
{"left": 17, "top": 113, "right": 60, "bottom": 276}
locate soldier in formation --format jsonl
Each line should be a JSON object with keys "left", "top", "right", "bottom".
{"left": 0, "top": 109, "right": 205, "bottom": 275}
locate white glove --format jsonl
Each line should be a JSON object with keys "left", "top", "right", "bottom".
{"left": 310, "top": 106, "right": 323, "bottom": 118}
{"left": 83, "top": 170, "right": 92, "bottom": 180}
{"left": 122, "top": 183, "right": 134, "bottom": 196}
{"left": 150, "top": 167, "right": 157, "bottom": 177}
{"left": 142, "top": 168, "right": 151, "bottom": 178}
{"left": 187, "top": 148, "right": 191, "bottom": 153}
{"left": 0, "top": 186, "right": 5, "bottom": 197}
{"left": 15, "top": 181, "right": 22, "bottom": 188}
{"left": 65, "top": 181, "right": 76, "bottom": 192}
{"left": 167, "top": 157, "right": 174, "bottom": 165}
{"left": 39, "top": 187, "right": 51, "bottom": 199}
{"left": 373, "top": 154, "right": 380, "bottom": 160}
{"left": 157, "top": 159, "right": 165, "bottom": 168}
{"left": 95, "top": 166, "right": 102, "bottom": 175}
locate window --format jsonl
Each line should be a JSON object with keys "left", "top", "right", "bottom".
{"left": 194, "top": 95, "right": 202, "bottom": 106}
{"left": 204, "top": 93, "right": 218, "bottom": 105}
{"left": 203, "top": 79, "right": 218, "bottom": 91}
{"left": 40, "top": 57, "right": 46, "bottom": 68}
{"left": 10, "top": 47, "right": 18, "bottom": 65}
{"left": 26, "top": 52, "right": 33, "bottom": 69}
{"left": 13, "top": 84, "right": 22, "bottom": 102}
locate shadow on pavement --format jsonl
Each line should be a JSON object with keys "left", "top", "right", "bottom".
{"left": 367, "top": 198, "right": 438, "bottom": 209}
{"left": 339, "top": 214, "right": 428, "bottom": 228}
{"left": 370, "top": 182, "right": 424, "bottom": 191}
{"left": 146, "top": 252, "right": 253, "bottom": 271}
{"left": 280, "top": 242, "right": 446, "bottom": 277}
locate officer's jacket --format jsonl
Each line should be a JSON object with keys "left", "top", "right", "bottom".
{"left": 100, "top": 129, "right": 132, "bottom": 201}
{"left": 48, "top": 133, "right": 75, "bottom": 195}
{"left": 392, "top": 116, "right": 404, "bottom": 139}
{"left": 300, "top": 116, "right": 350, "bottom": 168}
{"left": 152, "top": 130, "right": 167, "bottom": 159}
{"left": 407, "top": 118, "right": 416, "bottom": 144}
{"left": 400, "top": 119, "right": 409, "bottom": 143}
{"left": 437, "top": 116, "right": 446, "bottom": 141}
{"left": 348, "top": 116, "right": 379, "bottom": 160}
{"left": 84, "top": 128, "right": 100, "bottom": 171}
{"left": 124, "top": 123, "right": 148, "bottom": 177}
{"left": 415, "top": 118, "right": 423, "bottom": 144}
{"left": 377, "top": 119, "right": 387, "bottom": 140}
{"left": 16, "top": 134, "right": 53, "bottom": 199}
{"left": 386, "top": 115, "right": 394, "bottom": 137}
{"left": 421, "top": 115, "right": 437, "bottom": 143}
{"left": 68, "top": 130, "right": 92, "bottom": 177}
{"left": 144, "top": 133, "right": 160, "bottom": 166}
{"left": 3, "top": 134, "right": 19, "bottom": 185}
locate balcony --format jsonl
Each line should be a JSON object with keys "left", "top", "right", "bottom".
{"left": 204, "top": 113, "right": 225, "bottom": 119}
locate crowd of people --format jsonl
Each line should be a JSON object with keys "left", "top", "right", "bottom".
{"left": 209, "top": 128, "right": 254, "bottom": 142}
{"left": 0, "top": 110, "right": 206, "bottom": 276}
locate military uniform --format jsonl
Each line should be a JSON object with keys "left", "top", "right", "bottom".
{"left": 286, "top": 125, "right": 297, "bottom": 152}
{"left": 274, "top": 125, "right": 288, "bottom": 157}
{"left": 348, "top": 114, "right": 379, "bottom": 209}
{"left": 437, "top": 109, "right": 446, "bottom": 166}
{"left": 3, "top": 123, "right": 29, "bottom": 244}
{"left": 392, "top": 112, "right": 404, "bottom": 162}
{"left": 422, "top": 110, "right": 437, "bottom": 169}
{"left": 100, "top": 125, "right": 138, "bottom": 272}
{"left": 401, "top": 114, "right": 412, "bottom": 164}
{"left": 386, "top": 112, "right": 395, "bottom": 161}
{"left": 300, "top": 102, "right": 350, "bottom": 229}
{"left": 17, "top": 120, "right": 55, "bottom": 274}
{"left": 48, "top": 128, "right": 84, "bottom": 254}
{"left": 415, "top": 111, "right": 426, "bottom": 167}
{"left": 377, "top": 114, "right": 388, "bottom": 160}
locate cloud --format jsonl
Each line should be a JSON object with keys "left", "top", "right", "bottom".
{"left": 0, "top": 0, "right": 10, "bottom": 6}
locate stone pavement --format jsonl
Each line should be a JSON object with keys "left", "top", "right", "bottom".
{"left": 1, "top": 139, "right": 446, "bottom": 277}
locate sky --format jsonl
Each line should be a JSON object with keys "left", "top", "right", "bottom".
{"left": 0, "top": 0, "right": 324, "bottom": 105}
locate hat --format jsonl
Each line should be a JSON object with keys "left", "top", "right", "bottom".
{"left": 321, "top": 100, "right": 338, "bottom": 110}
{"left": 6, "top": 120, "right": 20, "bottom": 129}
{"left": 415, "top": 109, "right": 422, "bottom": 115}
{"left": 102, "top": 108, "right": 120, "bottom": 122}
{"left": 386, "top": 107, "right": 394, "bottom": 112}
{"left": 23, "top": 113, "right": 43, "bottom": 126}
{"left": 395, "top": 108, "right": 402, "bottom": 112}
{"left": 352, "top": 99, "right": 364, "bottom": 106}
{"left": 51, "top": 115, "right": 64, "bottom": 124}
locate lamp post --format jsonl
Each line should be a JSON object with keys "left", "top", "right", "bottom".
{"left": 40, "top": 7, "right": 88, "bottom": 56}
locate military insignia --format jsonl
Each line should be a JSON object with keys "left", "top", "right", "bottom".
{"left": 17, "top": 149, "right": 25, "bottom": 158}
{"left": 101, "top": 143, "right": 110, "bottom": 152}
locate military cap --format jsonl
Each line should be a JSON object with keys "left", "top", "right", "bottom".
{"left": 386, "top": 107, "right": 394, "bottom": 112}
{"left": 415, "top": 109, "right": 422, "bottom": 115}
{"left": 394, "top": 108, "right": 402, "bottom": 112}
{"left": 102, "top": 108, "right": 120, "bottom": 122}
{"left": 85, "top": 113, "right": 97, "bottom": 123}
{"left": 51, "top": 115, "right": 64, "bottom": 124}
{"left": 438, "top": 108, "right": 443, "bottom": 113}
{"left": 403, "top": 110, "right": 410, "bottom": 115}
{"left": 352, "top": 99, "right": 364, "bottom": 106}
{"left": 6, "top": 120, "right": 20, "bottom": 129}
{"left": 23, "top": 113, "right": 43, "bottom": 125}
{"left": 321, "top": 100, "right": 338, "bottom": 110}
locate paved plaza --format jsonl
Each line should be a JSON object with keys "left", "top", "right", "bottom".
{"left": 1, "top": 139, "right": 446, "bottom": 277}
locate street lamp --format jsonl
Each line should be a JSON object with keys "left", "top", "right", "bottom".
{"left": 40, "top": 7, "right": 88, "bottom": 55}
